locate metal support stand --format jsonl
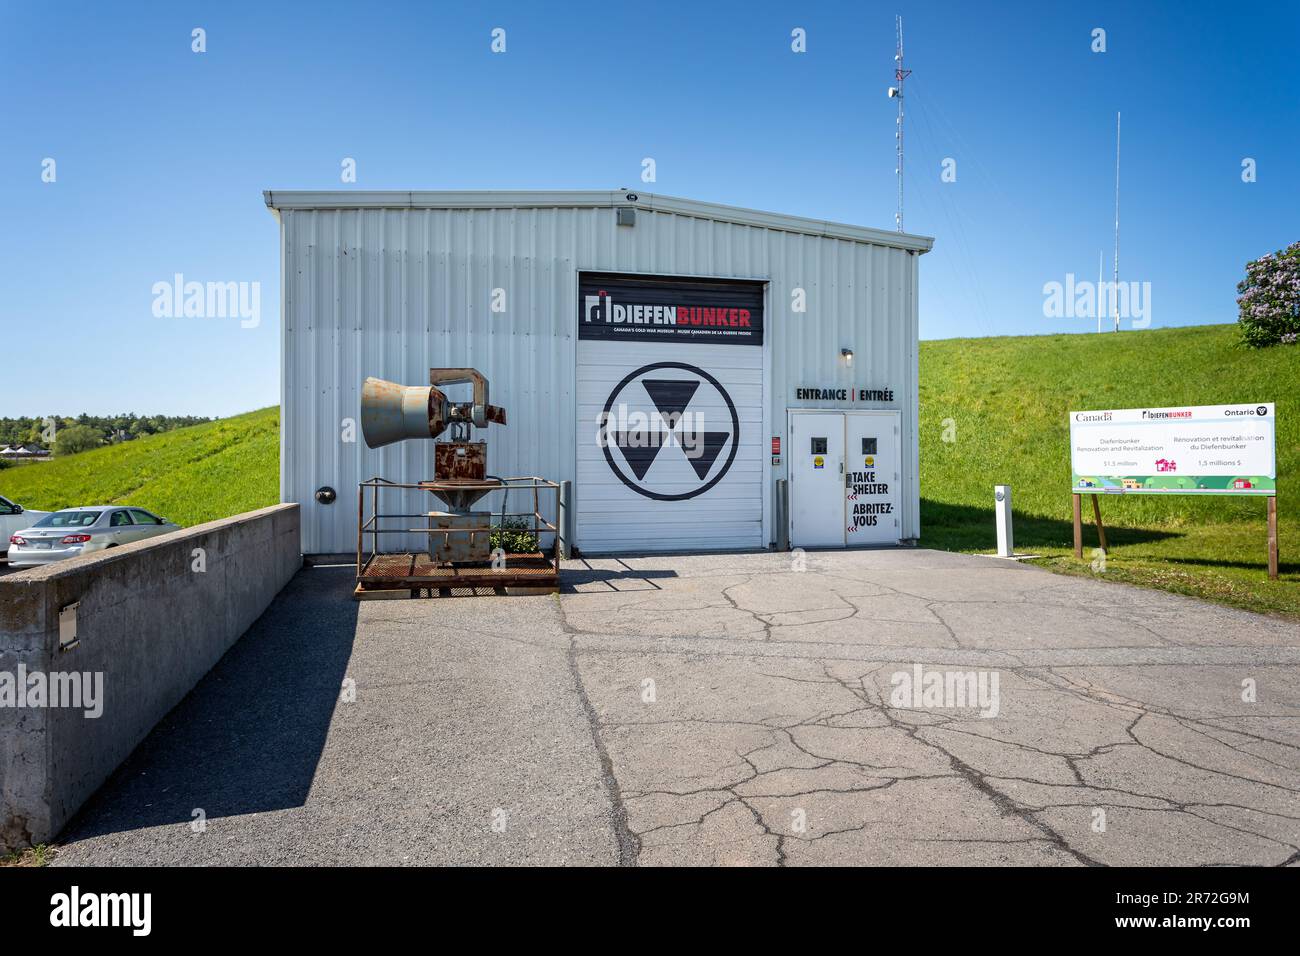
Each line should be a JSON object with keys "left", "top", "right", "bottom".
{"left": 355, "top": 476, "right": 561, "bottom": 599}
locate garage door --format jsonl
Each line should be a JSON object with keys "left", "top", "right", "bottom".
{"left": 576, "top": 273, "right": 765, "bottom": 553}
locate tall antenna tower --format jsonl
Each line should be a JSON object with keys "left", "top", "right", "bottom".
{"left": 1112, "top": 111, "right": 1121, "bottom": 332}
{"left": 1098, "top": 250, "right": 1104, "bottom": 334}
{"left": 888, "top": 15, "right": 911, "bottom": 232}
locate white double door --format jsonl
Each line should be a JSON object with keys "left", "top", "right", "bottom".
{"left": 788, "top": 410, "right": 901, "bottom": 548}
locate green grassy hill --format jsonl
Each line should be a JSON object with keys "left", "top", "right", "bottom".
{"left": 920, "top": 324, "right": 1298, "bottom": 615}
{"left": 1, "top": 407, "right": 278, "bottom": 526}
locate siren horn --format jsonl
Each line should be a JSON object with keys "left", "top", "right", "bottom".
{"left": 360, "top": 368, "right": 506, "bottom": 449}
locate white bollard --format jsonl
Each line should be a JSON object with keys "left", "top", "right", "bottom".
{"left": 994, "top": 485, "right": 1014, "bottom": 557}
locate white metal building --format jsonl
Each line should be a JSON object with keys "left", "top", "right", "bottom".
{"left": 264, "top": 190, "right": 932, "bottom": 555}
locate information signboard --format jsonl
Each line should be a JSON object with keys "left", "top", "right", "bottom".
{"left": 1069, "top": 403, "right": 1276, "bottom": 496}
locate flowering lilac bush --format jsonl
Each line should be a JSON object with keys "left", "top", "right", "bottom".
{"left": 1237, "top": 241, "right": 1300, "bottom": 347}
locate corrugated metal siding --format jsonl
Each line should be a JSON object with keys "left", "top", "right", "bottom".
{"left": 280, "top": 203, "right": 921, "bottom": 554}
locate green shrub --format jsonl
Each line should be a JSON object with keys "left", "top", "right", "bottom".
{"left": 53, "top": 424, "right": 102, "bottom": 456}
{"left": 1237, "top": 241, "right": 1300, "bottom": 347}
{"left": 490, "top": 517, "right": 539, "bottom": 554}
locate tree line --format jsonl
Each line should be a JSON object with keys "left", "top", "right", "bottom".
{"left": 0, "top": 414, "right": 213, "bottom": 459}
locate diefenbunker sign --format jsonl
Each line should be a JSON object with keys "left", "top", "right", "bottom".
{"left": 1070, "top": 402, "right": 1276, "bottom": 495}
{"left": 578, "top": 273, "right": 764, "bottom": 345}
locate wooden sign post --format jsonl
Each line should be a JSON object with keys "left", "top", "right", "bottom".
{"left": 1071, "top": 493, "right": 1107, "bottom": 559}
{"left": 1072, "top": 494, "right": 1081, "bottom": 558}
{"left": 1073, "top": 492, "right": 1279, "bottom": 581}
{"left": 1268, "top": 496, "right": 1279, "bottom": 581}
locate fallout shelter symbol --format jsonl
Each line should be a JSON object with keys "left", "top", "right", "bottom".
{"left": 599, "top": 361, "right": 741, "bottom": 501}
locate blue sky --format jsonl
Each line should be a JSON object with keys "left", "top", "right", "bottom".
{"left": 2, "top": 0, "right": 1296, "bottom": 417}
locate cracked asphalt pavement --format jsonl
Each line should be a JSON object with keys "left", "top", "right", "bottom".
{"left": 54, "top": 549, "right": 1300, "bottom": 866}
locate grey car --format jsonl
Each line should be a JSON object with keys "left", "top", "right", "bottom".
{"left": 7, "top": 506, "right": 180, "bottom": 567}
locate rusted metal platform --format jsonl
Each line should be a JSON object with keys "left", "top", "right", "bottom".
{"left": 354, "top": 551, "right": 559, "bottom": 600}
{"left": 354, "top": 475, "right": 562, "bottom": 600}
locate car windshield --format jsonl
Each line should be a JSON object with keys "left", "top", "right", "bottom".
{"left": 34, "top": 511, "right": 101, "bottom": 528}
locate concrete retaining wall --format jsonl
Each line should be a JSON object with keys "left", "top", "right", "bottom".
{"left": 0, "top": 503, "right": 300, "bottom": 851}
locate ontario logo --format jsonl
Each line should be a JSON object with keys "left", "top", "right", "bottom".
{"left": 596, "top": 362, "right": 739, "bottom": 501}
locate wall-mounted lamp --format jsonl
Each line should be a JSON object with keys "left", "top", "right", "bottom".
{"left": 840, "top": 348, "right": 854, "bottom": 366}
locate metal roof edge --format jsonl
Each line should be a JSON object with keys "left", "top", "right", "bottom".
{"left": 261, "top": 189, "right": 934, "bottom": 252}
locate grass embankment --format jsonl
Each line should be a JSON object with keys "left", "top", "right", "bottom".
{"left": 0, "top": 407, "right": 279, "bottom": 526}
{"left": 919, "top": 324, "right": 1298, "bottom": 617}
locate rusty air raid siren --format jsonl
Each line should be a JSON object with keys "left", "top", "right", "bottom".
{"left": 358, "top": 368, "right": 523, "bottom": 574}
{"left": 354, "top": 367, "right": 560, "bottom": 596}
{"left": 361, "top": 367, "right": 506, "bottom": 475}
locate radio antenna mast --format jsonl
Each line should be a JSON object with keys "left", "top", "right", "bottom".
{"left": 1098, "top": 250, "right": 1104, "bottom": 334}
{"left": 1112, "top": 111, "right": 1121, "bottom": 331}
{"left": 889, "top": 15, "right": 911, "bottom": 232}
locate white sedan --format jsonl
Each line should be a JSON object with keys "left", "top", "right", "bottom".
{"left": 0, "top": 495, "right": 50, "bottom": 558}
{"left": 7, "top": 505, "right": 180, "bottom": 567}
